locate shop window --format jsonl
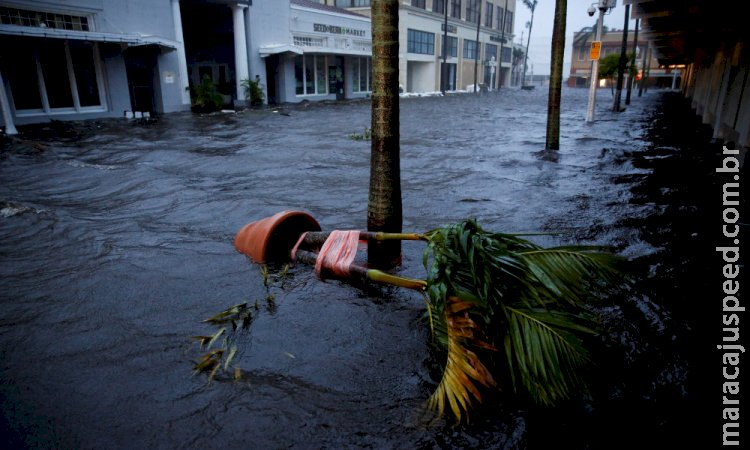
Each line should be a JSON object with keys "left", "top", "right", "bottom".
{"left": 295, "top": 55, "right": 328, "bottom": 96}
{"left": 463, "top": 39, "right": 478, "bottom": 60}
{"left": 335, "top": 1, "right": 371, "bottom": 6}
{"left": 352, "top": 57, "right": 371, "bottom": 93}
{"left": 501, "top": 46, "right": 511, "bottom": 63}
{"left": 485, "top": 43, "right": 498, "bottom": 62}
{"left": 0, "top": 7, "right": 90, "bottom": 31}
{"left": 70, "top": 42, "right": 101, "bottom": 107}
{"left": 407, "top": 29, "right": 434, "bottom": 55}
{"left": 441, "top": 35, "right": 458, "bottom": 58}
{"left": 4, "top": 38, "right": 104, "bottom": 115}
{"left": 466, "top": 0, "right": 479, "bottom": 23}
{"left": 450, "top": 0, "right": 461, "bottom": 18}
{"left": 505, "top": 10, "right": 512, "bottom": 33}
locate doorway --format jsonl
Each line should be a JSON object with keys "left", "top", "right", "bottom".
{"left": 124, "top": 46, "right": 157, "bottom": 113}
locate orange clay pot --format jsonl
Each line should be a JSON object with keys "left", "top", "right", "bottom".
{"left": 234, "top": 210, "right": 321, "bottom": 263}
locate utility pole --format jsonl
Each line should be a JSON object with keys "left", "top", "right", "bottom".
{"left": 625, "top": 18, "right": 639, "bottom": 105}
{"left": 442, "top": 0, "right": 448, "bottom": 94}
{"left": 585, "top": 0, "right": 616, "bottom": 123}
{"left": 612, "top": 3, "right": 630, "bottom": 112}
{"left": 474, "top": 1, "right": 482, "bottom": 93}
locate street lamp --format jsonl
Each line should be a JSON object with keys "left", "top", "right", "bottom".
{"left": 585, "top": 0, "right": 617, "bottom": 123}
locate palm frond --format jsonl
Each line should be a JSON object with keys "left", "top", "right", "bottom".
{"left": 421, "top": 219, "right": 624, "bottom": 421}
{"left": 518, "top": 247, "right": 625, "bottom": 306}
{"left": 426, "top": 297, "right": 495, "bottom": 422}
{"left": 503, "top": 306, "right": 596, "bottom": 405}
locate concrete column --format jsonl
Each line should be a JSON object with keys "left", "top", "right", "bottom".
{"left": 0, "top": 70, "right": 18, "bottom": 135}
{"left": 231, "top": 3, "right": 249, "bottom": 101}
{"left": 171, "top": 0, "right": 191, "bottom": 105}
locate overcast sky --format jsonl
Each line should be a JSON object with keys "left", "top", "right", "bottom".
{"left": 513, "top": 0, "right": 638, "bottom": 76}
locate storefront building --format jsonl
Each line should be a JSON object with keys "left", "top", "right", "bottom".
{"left": 1, "top": 0, "right": 192, "bottom": 131}
{"left": 322, "top": 0, "right": 516, "bottom": 93}
{"left": 260, "top": 0, "right": 372, "bottom": 104}
{"left": 1, "top": 0, "right": 371, "bottom": 132}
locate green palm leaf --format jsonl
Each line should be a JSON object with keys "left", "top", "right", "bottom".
{"left": 422, "top": 219, "right": 625, "bottom": 421}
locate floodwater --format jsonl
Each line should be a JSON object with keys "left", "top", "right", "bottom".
{"left": 0, "top": 87, "right": 728, "bottom": 449}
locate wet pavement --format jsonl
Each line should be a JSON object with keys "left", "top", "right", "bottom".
{"left": 1, "top": 87, "right": 740, "bottom": 448}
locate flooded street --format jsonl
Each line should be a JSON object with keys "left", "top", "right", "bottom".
{"left": 1, "top": 87, "right": 725, "bottom": 448}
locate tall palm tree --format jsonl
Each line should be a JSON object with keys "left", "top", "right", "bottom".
{"left": 521, "top": 0, "right": 538, "bottom": 87}
{"left": 368, "top": 0, "right": 402, "bottom": 267}
{"left": 545, "top": 0, "right": 566, "bottom": 150}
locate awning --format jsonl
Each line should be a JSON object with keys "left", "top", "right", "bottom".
{"left": 259, "top": 43, "right": 304, "bottom": 58}
{"left": 0, "top": 24, "right": 178, "bottom": 50}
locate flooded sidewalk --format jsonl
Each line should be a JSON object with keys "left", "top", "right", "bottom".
{"left": 0, "top": 87, "right": 736, "bottom": 449}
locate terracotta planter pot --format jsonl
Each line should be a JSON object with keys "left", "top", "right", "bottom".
{"left": 234, "top": 210, "right": 321, "bottom": 263}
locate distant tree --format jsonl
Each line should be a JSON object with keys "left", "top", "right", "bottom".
{"left": 512, "top": 47, "right": 525, "bottom": 86}
{"left": 521, "top": 0, "right": 538, "bottom": 86}
{"left": 598, "top": 52, "right": 636, "bottom": 95}
{"left": 367, "top": 0, "right": 402, "bottom": 267}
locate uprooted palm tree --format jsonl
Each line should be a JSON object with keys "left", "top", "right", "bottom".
{"left": 421, "top": 219, "right": 624, "bottom": 422}
{"left": 229, "top": 213, "right": 626, "bottom": 423}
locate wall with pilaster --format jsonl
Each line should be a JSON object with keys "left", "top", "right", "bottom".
{"left": 247, "top": 0, "right": 292, "bottom": 102}
{"left": 685, "top": 42, "right": 750, "bottom": 148}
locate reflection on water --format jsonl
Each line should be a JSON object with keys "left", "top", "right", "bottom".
{"left": 0, "top": 88, "right": 717, "bottom": 448}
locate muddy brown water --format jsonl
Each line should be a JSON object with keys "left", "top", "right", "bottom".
{"left": 1, "top": 88, "right": 738, "bottom": 448}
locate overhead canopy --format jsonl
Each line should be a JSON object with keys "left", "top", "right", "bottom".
{"left": 258, "top": 43, "right": 304, "bottom": 58}
{"left": 625, "top": 0, "right": 749, "bottom": 66}
{"left": 0, "top": 24, "right": 178, "bottom": 50}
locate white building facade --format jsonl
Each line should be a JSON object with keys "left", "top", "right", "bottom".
{"left": 326, "top": 0, "right": 516, "bottom": 93}
{"left": 259, "top": 0, "right": 372, "bottom": 104}
{"left": 0, "top": 0, "right": 193, "bottom": 130}
{"left": 0, "top": 0, "right": 371, "bottom": 131}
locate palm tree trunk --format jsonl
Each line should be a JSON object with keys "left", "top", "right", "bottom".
{"left": 368, "top": 0, "right": 402, "bottom": 267}
{"left": 522, "top": 13, "right": 534, "bottom": 86}
{"left": 545, "top": 0, "right": 566, "bottom": 150}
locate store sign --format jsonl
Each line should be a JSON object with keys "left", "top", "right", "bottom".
{"left": 489, "top": 35, "right": 507, "bottom": 43}
{"left": 441, "top": 23, "right": 457, "bottom": 33}
{"left": 313, "top": 23, "right": 366, "bottom": 37}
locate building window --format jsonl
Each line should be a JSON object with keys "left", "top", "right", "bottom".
{"left": 463, "top": 39, "right": 478, "bottom": 59}
{"left": 335, "top": 1, "right": 371, "bottom": 6}
{"left": 433, "top": 0, "right": 446, "bottom": 13}
{"left": 4, "top": 38, "right": 105, "bottom": 114}
{"left": 505, "top": 10, "right": 513, "bottom": 33}
{"left": 293, "top": 36, "right": 325, "bottom": 47}
{"left": 466, "top": 0, "right": 479, "bottom": 23}
{"left": 352, "top": 57, "right": 372, "bottom": 93}
{"left": 407, "top": 29, "right": 434, "bottom": 55}
{"left": 295, "top": 55, "right": 328, "bottom": 96}
{"left": 441, "top": 35, "right": 458, "bottom": 58}
{"left": 501, "top": 46, "right": 511, "bottom": 63}
{"left": 485, "top": 43, "right": 498, "bottom": 62}
{"left": 484, "top": 2, "right": 493, "bottom": 27}
{"left": 450, "top": 0, "right": 461, "bottom": 18}
{"left": 0, "top": 7, "right": 90, "bottom": 31}
{"left": 496, "top": 6, "right": 504, "bottom": 30}
{"left": 578, "top": 46, "right": 585, "bottom": 61}
{"left": 411, "top": 0, "right": 426, "bottom": 8}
